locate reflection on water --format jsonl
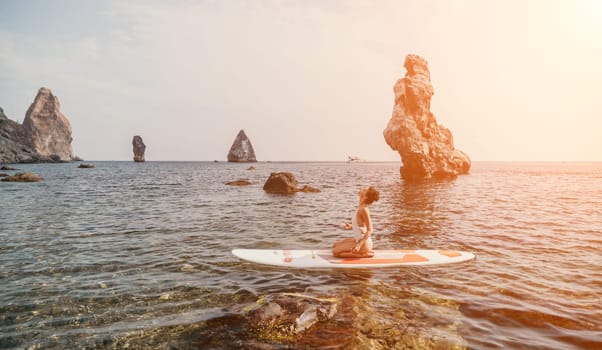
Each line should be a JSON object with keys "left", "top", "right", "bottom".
{"left": 382, "top": 179, "right": 456, "bottom": 249}
{"left": 1, "top": 161, "right": 601, "bottom": 349}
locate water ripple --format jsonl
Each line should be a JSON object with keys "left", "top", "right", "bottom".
{"left": 1, "top": 161, "right": 601, "bottom": 349}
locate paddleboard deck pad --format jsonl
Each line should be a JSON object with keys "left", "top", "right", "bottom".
{"left": 232, "top": 249, "right": 475, "bottom": 268}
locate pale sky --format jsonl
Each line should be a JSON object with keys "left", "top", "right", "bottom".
{"left": 1, "top": 0, "right": 601, "bottom": 161}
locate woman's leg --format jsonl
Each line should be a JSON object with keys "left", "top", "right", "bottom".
{"left": 332, "top": 238, "right": 357, "bottom": 257}
{"left": 336, "top": 250, "right": 374, "bottom": 258}
{"left": 360, "top": 238, "right": 374, "bottom": 257}
{"left": 334, "top": 238, "right": 374, "bottom": 258}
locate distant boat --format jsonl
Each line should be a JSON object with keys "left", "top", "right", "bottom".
{"left": 347, "top": 156, "right": 363, "bottom": 163}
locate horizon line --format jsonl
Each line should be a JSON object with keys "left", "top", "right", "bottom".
{"left": 64, "top": 159, "right": 602, "bottom": 163}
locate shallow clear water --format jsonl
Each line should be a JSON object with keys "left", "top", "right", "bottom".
{"left": 1, "top": 161, "right": 601, "bottom": 349}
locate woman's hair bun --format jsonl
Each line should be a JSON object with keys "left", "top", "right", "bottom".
{"left": 366, "top": 186, "right": 380, "bottom": 204}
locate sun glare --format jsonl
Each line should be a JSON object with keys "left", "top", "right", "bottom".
{"left": 571, "top": 0, "right": 602, "bottom": 31}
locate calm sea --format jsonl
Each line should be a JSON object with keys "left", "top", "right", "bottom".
{"left": 1, "top": 161, "right": 601, "bottom": 349}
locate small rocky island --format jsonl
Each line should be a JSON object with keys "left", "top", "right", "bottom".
{"left": 132, "top": 135, "right": 146, "bottom": 162}
{"left": 383, "top": 54, "right": 471, "bottom": 181}
{"left": 227, "top": 129, "right": 257, "bottom": 162}
{"left": 1, "top": 87, "right": 74, "bottom": 163}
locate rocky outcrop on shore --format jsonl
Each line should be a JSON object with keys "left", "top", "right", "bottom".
{"left": 0, "top": 107, "right": 40, "bottom": 163}
{"left": 23, "top": 88, "right": 73, "bottom": 162}
{"left": 227, "top": 129, "right": 257, "bottom": 162}
{"left": 1, "top": 87, "right": 75, "bottom": 163}
{"left": 132, "top": 135, "right": 146, "bottom": 162}
{"left": 383, "top": 54, "right": 471, "bottom": 181}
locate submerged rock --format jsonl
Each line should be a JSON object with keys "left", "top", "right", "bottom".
{"left": 226, "top": 180, "right": 252, "bottom": 186}
{"left": 1, "top": 172, "right": 43, "bottom": 182}
{"left": 175, "top": 293, "right": 338, "bottom": 348}
{"left": 227, "top": 129, "right": 257, "bottom": 162}
{"left": 263, "top": 172, "right": 298, "bottom": 194}
{"left": 244, "top": 293, "right": 338, "bottom": 341}
{"left": 132, "top": 135, "right": 146, "bottom": 162}
{"left": 383, "top": 54, "right": 471, "bottom": 181}
{"left": 22, "top": 87, "right": 73, "bottom": 162}
{"left": 78, "top": 163, "right": 95, "bottom": 168}
{"left": 298, "top": 185, "right": 321, "bottom": 193}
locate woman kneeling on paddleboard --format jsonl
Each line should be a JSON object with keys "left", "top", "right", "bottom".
{"left": 332, "top": 186, "right": 380, "bottom": 258}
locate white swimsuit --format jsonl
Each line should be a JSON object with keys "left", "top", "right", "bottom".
{"left": 352, "top": 209, "right": 373, "bottom": 251}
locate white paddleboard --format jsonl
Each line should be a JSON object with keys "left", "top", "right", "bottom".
{"left": 232, "top": 249, "right": 475, "bottom": 268}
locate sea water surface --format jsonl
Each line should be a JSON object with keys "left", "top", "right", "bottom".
{"left": 1, "top": 161, "right": 601, "bottom": 349}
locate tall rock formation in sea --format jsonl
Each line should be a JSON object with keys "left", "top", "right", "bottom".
{"left": 132, "top": 135, "right": 146, "bottom": 162}
{"left": 383, "top": 54, "right": 470, "bottom": 181}
{"left": 227, "top": 129, "right": 257, "bottom": 162}
{"left": 22, "top": 87, "right": 73, "bottom": 162}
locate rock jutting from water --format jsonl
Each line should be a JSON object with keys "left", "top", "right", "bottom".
{"left": 22, "top": 87, "right": 73, "bottom": 162}
{"left": 263, "top": 172, "right": 321, "bottom": 194}
{"left": 132, "top": 135, "right": 146, "bottom": 162}
{"left": 227, "top": 129, "right": 257, "bottom": 162}
{"left": 1, "top": 172, "right": 43, "bottom": 182}
{"left": 264, "top": 172, "right": 298, "bottom": 194}
{"left": 383, "top": 54, "right": 471, "bottom": 181}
